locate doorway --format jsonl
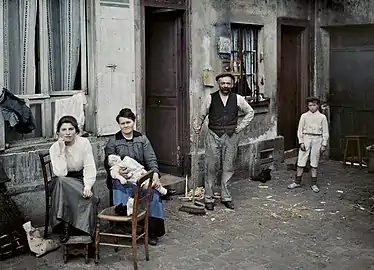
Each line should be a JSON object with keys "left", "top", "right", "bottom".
{"left": 144, "top": 7, "right": 187, "bottom": 176}
{"left": 277, "top": 19, "right": 310, "bottom": 151}
{"left": 329, "top": 25, "right": 374, "bottom": 160}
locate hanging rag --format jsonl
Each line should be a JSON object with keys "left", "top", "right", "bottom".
{"left": 53, "top": 92, "right": 87, "bottom": 134}
{"left": 0, "top": 88, "right": 36, "bottom": 134}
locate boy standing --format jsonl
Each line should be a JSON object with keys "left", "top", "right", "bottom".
{"left": 288, "top": 97, "right": 329, "bottom": 193}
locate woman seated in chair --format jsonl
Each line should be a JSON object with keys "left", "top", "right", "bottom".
{"left": 49, "top": 115, "right": 99, "bottom": 243}
{"left": 105, "top": 108, "right": 175, "bottom": 246}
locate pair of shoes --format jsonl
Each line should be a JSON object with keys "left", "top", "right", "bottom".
{"left": 161, "top": 188, "right": 177, "bottom": 200}
{"left": 148, "top": 237, "right": 158, "bottom": 246}
{"left": 114, "top": 203, "right": 127, "bottom": 216}
{"left": 221, "top": 201, "right": 234, "bottom": 209}
{"left": 311, "top": 185, "right": 320, "bottom": 193}
{"left": 287, "top": 182, "right": 301, "bottom": 189}
{"left": 60, "top": 222, "right": 70, "bottom": 243}
{"left": 205, "top": 202, "right": 214, "bottom": 211}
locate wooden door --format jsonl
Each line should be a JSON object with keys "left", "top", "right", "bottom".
{"left": 145, "top": 9, "right": 184, "bottom": 175}
{"left": 277, "top": 24, "right": 308, "bottom": 151}
{"left": 329, "top": 26, "right": 374, "bottom": 160}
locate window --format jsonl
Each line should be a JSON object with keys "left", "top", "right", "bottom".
{"left": 230, "top": 24, "right": 260, "bottom": 99}
{"left": 1, "top": 0, "right": 88, "bottom": 142}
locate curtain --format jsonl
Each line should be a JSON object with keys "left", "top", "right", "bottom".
{"left": 46, "top": 0, "right": 81, "bottom": 91}
{"left": 244, "top": 28, "right": 256, "bottom": 96}
{"left": 3, "top": 0, "right": 37, "bottom": 95}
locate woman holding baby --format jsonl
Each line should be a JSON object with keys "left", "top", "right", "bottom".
{"left": 104, "top": 108, "right": 172, "bottom": 246}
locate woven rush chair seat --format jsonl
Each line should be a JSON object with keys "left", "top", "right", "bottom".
{"left": 98, "top": 206, "right": 147, "bottom": 223}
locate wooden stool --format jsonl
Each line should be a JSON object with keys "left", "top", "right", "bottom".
{"left": 343, "top": 135, "right": 368, "bottom": 168}
{"left": 63, "top": 235, "right": 92, "bottom": 264}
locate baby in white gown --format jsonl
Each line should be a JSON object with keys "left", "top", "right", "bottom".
{"left": 108, "top": 154, "right": 167, "bottom": 195}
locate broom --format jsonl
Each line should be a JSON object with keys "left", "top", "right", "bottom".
{"left": 179, "top": 132, "right": 206, "bottom": 215}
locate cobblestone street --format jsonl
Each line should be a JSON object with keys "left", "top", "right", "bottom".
{"left": 2, "top": 160, "right": 374, "bottom": 270}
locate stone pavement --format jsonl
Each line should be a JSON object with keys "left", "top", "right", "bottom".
{"left": 2, "top": 160, "right": 374, "bottom": 270}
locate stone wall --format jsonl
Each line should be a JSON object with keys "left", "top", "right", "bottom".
{"left": 1, "top": 137, "right": 109, "bottom": 225}
{"left": 189, "top": 0, "right": 311, "bottom": 179}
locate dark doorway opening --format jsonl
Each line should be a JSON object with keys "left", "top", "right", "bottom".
{"left": 277, "top": 19, "right": 310, "bottom": 152}
{"left": 144, "top": 6, "right": 188, "bottom": 176}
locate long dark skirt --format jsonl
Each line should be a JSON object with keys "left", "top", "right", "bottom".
{"left": 49, "top": 172, "right": 98, "bottom": 237}
{"left": 112, "top": 180, "right": 165, "bottom": 238}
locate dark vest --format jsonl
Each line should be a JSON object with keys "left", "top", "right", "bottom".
{"left": 208, "top": 91, "right": 239, "bottom": 137}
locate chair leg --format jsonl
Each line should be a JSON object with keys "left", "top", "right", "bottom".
{"left": 132, "top": 226, "right": 138, "bottom": 270}
{"left": 94, "top": 220, "right": 100, "bottom": 265}
{"left": 63, "top": 245, "right": 68, "bottom": 264}
{"left": 343, "top": 139, "right": 349, "bottom": 167}
{"left": 144, "top": 219, "right": 149, "bottom": 261}
{"left": 85, "top": 244, "right": 89, "bottom": 264}
{"left": 44, "top": 202, "right": 49, "bottom": 239}
{"left": 357, "top": 139, "right": 362, "bottom": 168}
{"left": 114, "top": 237, "right": 119, "bottom": 252}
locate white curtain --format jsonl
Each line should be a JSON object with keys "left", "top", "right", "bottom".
{"left": 3, "top": 0, "right": 37, "bottom": 95}
{"left": 46, "top": 0, "right": 81, "bottom": 91}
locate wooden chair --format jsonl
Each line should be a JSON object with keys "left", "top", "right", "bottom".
{"left": 343, "top": 135, "right": 368, "bottom": 168}
{"left": 39, "top": 153, "right": 96, "bottom": 264}
{"left": 95, "top": 170, "right": 154, "bottom": 270}
{"left": 39, "top": 153, "right": 53, "bottom": 239}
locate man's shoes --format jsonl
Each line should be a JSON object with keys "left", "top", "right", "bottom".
{"left": 161, "top": 188, "right": 177, "bottom": 200}
{"left": 221, "top": 201, "right": 234, "bottom": 209}
{"left": 205, "top": 202, "right": 214, "bottom": 211}
{"left": 148, "top": 237, "right": 158, "bottom": 246}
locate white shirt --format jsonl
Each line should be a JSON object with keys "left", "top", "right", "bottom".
{"left": 49, "top": 136, "right": 97, "bottom": 190}
{"left": 297, "top": 111, "right": 329, "bottom": 146}
{"left": 194, "top": 91, "right": 254, "bottom": 132}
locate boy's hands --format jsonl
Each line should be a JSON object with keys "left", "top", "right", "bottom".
{"left": 300, "top": 143, "right": 306, "bottom": 151}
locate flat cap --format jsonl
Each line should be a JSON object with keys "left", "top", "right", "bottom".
{"left": 215, "top": 72, "right": 235, "bottom": 82}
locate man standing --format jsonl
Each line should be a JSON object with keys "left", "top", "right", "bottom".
{"left": 194, "top": 73, "right": 254, "bottom": 211}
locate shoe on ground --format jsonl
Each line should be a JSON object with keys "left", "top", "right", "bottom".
{"left": 288, "top": 182, "right": 301, "bottom": 189}
{"left": 160, "top": 188, "right": 176, "bottom": 200}
{"left": 221, "top": 201, "right": 234, "bottom": 209}
{"left": 311, "top": 185, "right": 320, "bottom": 193}
{"left": 149, "top": 237, "right": 158, "bottom": 246}
{"left": 205, "top": 202, "right": 214, "bottom": 211}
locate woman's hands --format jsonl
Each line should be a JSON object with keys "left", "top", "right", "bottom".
{"left": 83, "top": 187, "right": 93, "bottom": 198}
{"left": 58, "top": 137, "right": 66, "bottom": 154}
{"left": 152, "top": 173, "right": 161, "bottom": 189}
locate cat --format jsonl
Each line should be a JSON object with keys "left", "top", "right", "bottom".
{"left": 251, "top": 168, "right": 272, "bottom": 183}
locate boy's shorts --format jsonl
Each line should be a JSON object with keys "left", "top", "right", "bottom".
{"left": 297, "top": 134, "right": 323, "bottom": 168}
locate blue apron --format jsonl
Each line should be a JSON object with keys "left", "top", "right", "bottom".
{"left": 112, "top": 180, "right": 165, "bottom": 220}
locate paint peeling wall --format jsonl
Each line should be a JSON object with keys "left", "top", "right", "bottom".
{"left": 189, "top": 0, "right": 312, "bottom": 176}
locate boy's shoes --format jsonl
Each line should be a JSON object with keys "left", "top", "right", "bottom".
{"left": 311, "top": 185, "right": 320, "bottom": 193}
{"left": 287, "top": 182, "right": 301, "bottom": 189}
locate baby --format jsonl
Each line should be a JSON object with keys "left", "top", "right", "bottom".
{"left": 107, "top": 154, "right": 167, "bottom": 195}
